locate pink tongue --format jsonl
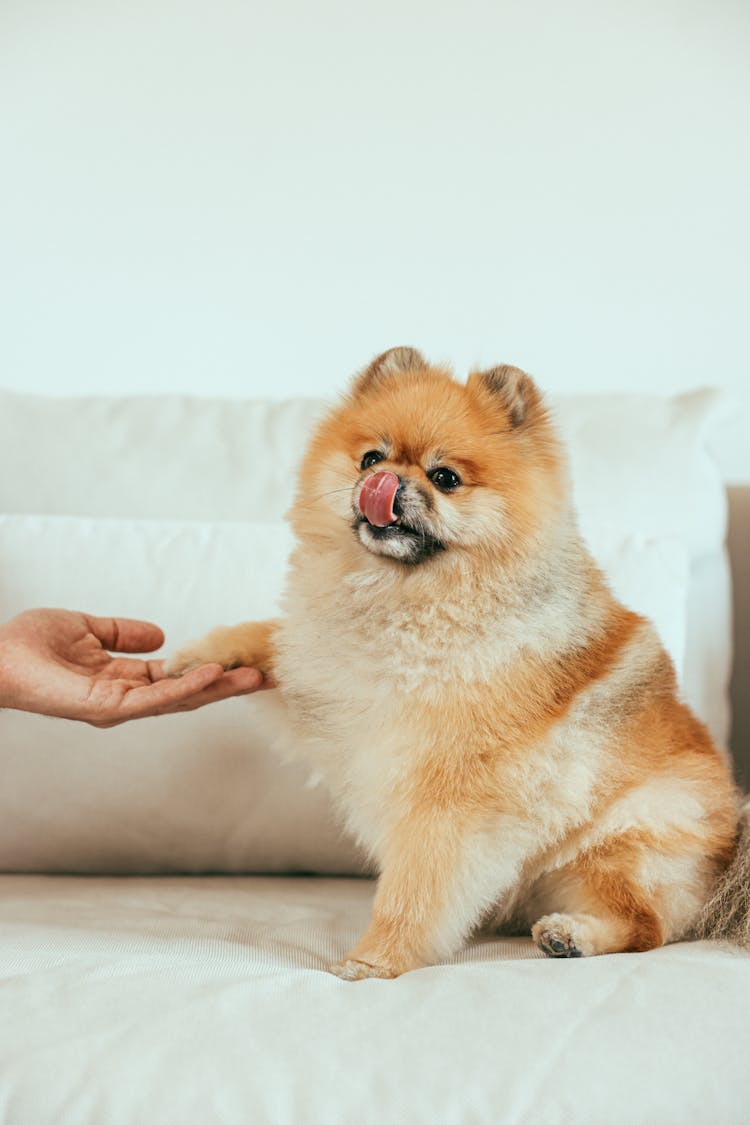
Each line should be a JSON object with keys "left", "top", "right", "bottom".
{"left": 360, "top": 471, "right": 400, "bottom": 527}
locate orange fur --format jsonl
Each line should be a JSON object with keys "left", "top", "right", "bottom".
{"left": 169, "top": 620, "right": 278, "bottom": 678}
{"left": 169, "top": 348, "right": 740, "bottom": 976}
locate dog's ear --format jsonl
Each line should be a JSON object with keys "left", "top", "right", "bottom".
{"left": 351, "top": 347, "right": 426, "bottom": 396}
{"left": 467, "top": 364, "right": 544, "bottom": 430}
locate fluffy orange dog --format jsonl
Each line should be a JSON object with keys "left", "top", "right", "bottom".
{"left": 169, "top": 348, "right": 740, "bottom": 978}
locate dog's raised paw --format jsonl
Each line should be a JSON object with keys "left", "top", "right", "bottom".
{"left": 163, "top": 646, "right": 214, "bottom": 678}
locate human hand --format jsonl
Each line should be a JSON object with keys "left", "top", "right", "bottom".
{"left": 0, "top": 609, "right": 272, "bottom": 728}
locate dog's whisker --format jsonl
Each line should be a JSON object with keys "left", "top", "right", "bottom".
{"left": 295, "top": 486, "right": 357, "bottom": 512}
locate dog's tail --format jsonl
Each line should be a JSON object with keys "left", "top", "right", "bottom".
{"left": 693, "top": 797, "right": 750, "bottom": 948}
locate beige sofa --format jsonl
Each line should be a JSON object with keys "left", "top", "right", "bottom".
{"left": 0, "top": 389, "right": 747, "bottom": 1124}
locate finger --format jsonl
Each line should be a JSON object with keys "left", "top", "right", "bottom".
{"left": 164, "top": 667, "right": 267, "bottom": 712}
{"left": 116, "top": 663, "right": 227, "bottom": 719}
{"left": 204, "top": 666, "right": 264, "bottom": 693}
{"left": 86, "top": 615, "right": 166, "bottom": 654}
{"left": 146, "top": 660, "right": 273, "bottom": 687}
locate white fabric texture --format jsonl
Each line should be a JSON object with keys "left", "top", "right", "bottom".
{"left": 1, "top": 875, "right": 748, "bottom": 1125}
{"left": 0, "top": 388, "right": 730, "bottom": 874}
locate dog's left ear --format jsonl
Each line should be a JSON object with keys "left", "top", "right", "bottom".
{"left": 351, "top": 347, "right": 426, "bottom": 396}
{"left": 467, "top": 364, "right": 544, "bottom": 430}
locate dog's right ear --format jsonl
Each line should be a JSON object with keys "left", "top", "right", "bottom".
{"left": 351, "top": 347, "right": 426, "bottom": 396}
{"left": 467, "top": 364, "right": 544, "bottom": 431}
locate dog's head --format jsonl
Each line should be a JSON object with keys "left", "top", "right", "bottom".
{"left": 289, "top": 348, "right": 567, "bottom": 569}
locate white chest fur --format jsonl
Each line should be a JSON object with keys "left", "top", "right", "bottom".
{"left": 273, "top": 539, "right": 597, "bottom": 862}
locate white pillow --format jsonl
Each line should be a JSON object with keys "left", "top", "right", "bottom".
{"left": 0, "top": 514, "right": 688, "bottom": 874}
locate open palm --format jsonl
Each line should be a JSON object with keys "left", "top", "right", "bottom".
{"left": 0, "top": 609, "right": 269, "bottom": 727}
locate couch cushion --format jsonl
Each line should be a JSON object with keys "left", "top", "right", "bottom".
{"left": 0, "top": 875, "right": 748, "bottom": 1125}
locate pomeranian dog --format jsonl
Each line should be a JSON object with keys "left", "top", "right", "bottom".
{"left": 168, "top": 347, "right": 742, "bottom": 979}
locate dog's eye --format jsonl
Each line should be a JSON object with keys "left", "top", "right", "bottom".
{"left": 429, "top": 467, "right": 462, "bottom": 492}
{"left": 360, "top": 450, "right": 386, "bottom": 470}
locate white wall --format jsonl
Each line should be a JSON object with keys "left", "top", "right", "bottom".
{"left": 1, "top": 0, "right": 748, "bottom": 477}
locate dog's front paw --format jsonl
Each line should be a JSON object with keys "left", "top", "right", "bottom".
{"left": 327, "top": 958, "right": 398, "bottom": 981}
{"left": 164, "top": 629, "right": 239, "bottom": 677}
{"left": 166, "top": 622, "right": 275, "bottom": 678}
{"left": 164, "top": 642, "right": 214, "bottom": 677}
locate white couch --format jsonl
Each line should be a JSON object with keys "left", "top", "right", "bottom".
{"left": 1, "top": 388, "right": 748, "bottom": 1124}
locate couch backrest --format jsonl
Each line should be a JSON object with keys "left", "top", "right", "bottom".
{"left": 0, "top": 389, "right": 730, "bottom": 873}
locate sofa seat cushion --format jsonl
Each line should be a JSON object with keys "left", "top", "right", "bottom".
{"left": 0, "top": 875, "right": 748, "bottom": 1125}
